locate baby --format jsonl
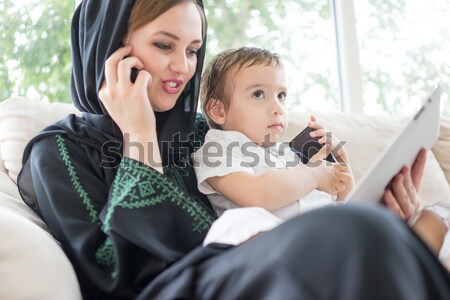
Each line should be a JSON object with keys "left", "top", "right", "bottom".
{"left": 193, "top": 47, "right": 354, "bottom": 220}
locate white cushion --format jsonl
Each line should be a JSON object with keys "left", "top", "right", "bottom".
{"left": 433, "top": 117, "right": 450, "bottom": 185}
{"left": 0, "top": 207, "right": 82, "bottom": 300}
{"left": 284, "top": 111, "right": 450, "bottom": 207}
{"left": 0, "top": 97, "right": 79, "bottom": 184}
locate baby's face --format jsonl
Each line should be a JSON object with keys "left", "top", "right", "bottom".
{"left": 222, "top": 64, "right": 289, "bottom": 147}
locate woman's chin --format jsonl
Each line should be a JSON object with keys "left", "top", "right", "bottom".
{"left": 151, "top": 100, "right": 178, "bottom": 113}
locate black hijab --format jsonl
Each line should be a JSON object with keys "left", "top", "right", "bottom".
{"left": 70, "top": 0, "right": 206, "bottom": 156}
{"left": 19, "top": 0, "right": 208, "bottom": 206}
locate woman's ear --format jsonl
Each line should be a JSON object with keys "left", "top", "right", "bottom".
{"left": 206, "top": 99, "right": 227, "bottom": 125}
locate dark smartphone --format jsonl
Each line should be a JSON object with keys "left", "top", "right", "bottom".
{"left": 119, "top": 43, "right": 139, "bottom": 83}
{"left": 289, "top": 126, "right": 335, "bottom": 163}
{"left": 130, "top": 67, "right": 139, "bottom": 83}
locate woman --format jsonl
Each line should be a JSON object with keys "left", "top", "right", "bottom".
{"left": 18, "top": 0, "right": 450, "bottom": 299}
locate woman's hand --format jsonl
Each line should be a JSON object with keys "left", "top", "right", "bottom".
{"left": 98, "top": 45, "right": 163, "bottom": 172}
{"left": 98, "top": 45, "right": 155, "bottom": 136}
{"left": 383, "top": 148, "right": 426, "bottom": 220}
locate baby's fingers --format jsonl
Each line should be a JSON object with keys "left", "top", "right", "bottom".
{"left": 336, "top": 172, "right": 353, "bottom": 183}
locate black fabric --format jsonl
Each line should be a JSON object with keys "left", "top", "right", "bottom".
{"left": 17, "top": 0, "right": 215, "bottom": 298}
{"left": 20, "top": 0, "right": 207, "bottom": 206}
{"left": 139, "top": 205, "right": 450, "bottom": 300}
{"left": 70, "top": 0, "right": 205, "bottom": 165}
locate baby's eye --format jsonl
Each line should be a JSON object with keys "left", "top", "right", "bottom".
{"left": 252, "top": 90, "right": 265, "bottom": 100}
{"left": 278, "top": 92, "right": 287, "bottom": 102}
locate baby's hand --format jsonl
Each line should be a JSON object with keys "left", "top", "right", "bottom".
{"left": 314, "top": 161, "right": 347, "bottom": 196}
{"left": 308, "top": 115, "right": 348, "bottom": 163}
{"left": 333, "top": 163, "right": 355, "bottom": 200}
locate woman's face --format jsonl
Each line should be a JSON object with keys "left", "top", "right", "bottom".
{"left": 125, "top": 2, "right": 203, "bottom": 112}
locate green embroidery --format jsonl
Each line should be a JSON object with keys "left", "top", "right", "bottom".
{"left": 95, "top": 237, "right": 115, "bottom": 267}
{"left": 55, "top": 135, "right": 99, "bottom": 224}
{"left": 104, "top": 157, "right": 213, "bottom": 233}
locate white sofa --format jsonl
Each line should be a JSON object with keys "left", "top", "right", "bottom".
{"left": 1, "top": 96, "right": 449, "bottom": 299}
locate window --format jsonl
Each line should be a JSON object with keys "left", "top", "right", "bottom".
{"left": 354, "top": 0, "right": 450, "bottom": 116}
{"left": 204, "top": 0, "right": 340, "bottom": 113}
{"left": 2, "top": 0, "right": 449, "bottom": 117}
{"left": 0, "top": 0, "right": 73, "bottom": 103}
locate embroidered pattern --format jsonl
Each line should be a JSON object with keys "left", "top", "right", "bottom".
{"left": 95, "top": 237, "right": 115, "bottom": 267}
{"left": 104, "top": 157, "right": 213, "bottom": 233}
{"left": 55, "top": 135, "right": 99, "bottom": 224}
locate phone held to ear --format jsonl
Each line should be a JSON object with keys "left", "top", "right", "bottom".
{"left": 130, "top": 67, "right": 139, "bottom": 83}
{"left": 289, "top": 126, "right": 336, "bottom": 164}
{"left": 119, "top": 43, "right": 139, "bottom": 84}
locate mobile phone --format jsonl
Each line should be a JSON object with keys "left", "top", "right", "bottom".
{"left": 289, "top": 126, "right": 335, "bottom": 163}
{"left": 130, "top": 67, "right": 139, "bottom": 83}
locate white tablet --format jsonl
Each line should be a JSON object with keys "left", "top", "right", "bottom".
{"left": 346, "top": 86, "right": 442, "bottom": 203}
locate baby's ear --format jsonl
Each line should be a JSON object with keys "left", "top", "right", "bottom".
{"left": 206, "top": 98, "right": 226, "bottom": 125}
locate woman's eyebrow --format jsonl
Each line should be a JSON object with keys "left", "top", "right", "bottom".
{"left": 154, "top": 31, "right": 202, "bottom": 44}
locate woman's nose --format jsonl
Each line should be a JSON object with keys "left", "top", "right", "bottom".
{"left": 169, "top": 52, "right": 189, "bottom": 74}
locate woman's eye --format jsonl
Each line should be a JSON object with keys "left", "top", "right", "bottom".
{"left": 186, "top": 48, "right": 199, "bottom": 57}
{"left": 252, "top": 90, "right": 265, "bottom": 99}
{"left": 154, "top": 43, "right": 171, "bottom": 50}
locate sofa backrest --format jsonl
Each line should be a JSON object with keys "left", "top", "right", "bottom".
{"left": 0, "top": 97, "right": 80, "bottom": 183}
{"left": 282, "top": 110, "right": 450, "bottom": 208}
{"left": 0, "top": 96, "right": 449, "bottom": 211}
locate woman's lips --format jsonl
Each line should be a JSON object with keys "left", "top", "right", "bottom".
{"left": 162, "top": 79, "right": 183, "bottom": 94}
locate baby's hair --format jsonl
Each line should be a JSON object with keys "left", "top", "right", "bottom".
{"left": 200, "top": 47, "right": 282, "bottom": 129}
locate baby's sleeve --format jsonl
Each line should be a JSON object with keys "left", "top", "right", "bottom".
{"left": 192, "top": 130, "right": 255, "bottom": 195}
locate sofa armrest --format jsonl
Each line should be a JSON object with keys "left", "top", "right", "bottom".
{"left": 0, "top": 207, "right": 82, "bottom": 300}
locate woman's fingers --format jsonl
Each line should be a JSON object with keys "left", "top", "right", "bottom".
{"left": 104, "top": 45, "right": 132, "bottom": 85}
{"left": 134, "top": 70, "right": 152, "bottom": 95}
{"left": 391, "top": 174, "right": 416, "bottom": 219}
{"left": 384, "top": 189, "right": 405, "bottom": 219}
{"left": 117, "top": 56, "right": 144, "bottom": 86}
{"left": 402, "top": 166, "right": 420, "bottom": 212}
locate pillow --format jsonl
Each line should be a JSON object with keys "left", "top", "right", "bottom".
{"left": 284, "top": 111, "right": 450, "bottom": 207}
{"left": 0, "top": 207, "right": 82, "bottom": 300}
{"left": 432, "top": 117, "right": 450, "bottom": 185}
{"left": 0, "top": 141, "right": 6, "bottom": 174}
{"left": 0, "top": 97, "right": 79, "bottom": 184}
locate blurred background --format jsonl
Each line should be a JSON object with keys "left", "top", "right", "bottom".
{"left": 1, "top": 0, "right": 449, "bottom": 116}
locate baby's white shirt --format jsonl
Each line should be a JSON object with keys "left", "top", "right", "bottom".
{"left": 192, "top": 129, "right": 334, "bottom": 220}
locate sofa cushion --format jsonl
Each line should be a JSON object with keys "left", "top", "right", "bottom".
{"left": 433, "top": 117, "right": 450, "bottom": 185}
{"left": 0, "top": 170, "right": 48, "bottom": 230}
{"left": 0, "top": 207, "right": 82, "bottom": 300}
{"left": 0, "top": 97, "right": 79, "bottom": 184}
{"left": 283, "top": 111, "right": 450, "bottom": 208}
